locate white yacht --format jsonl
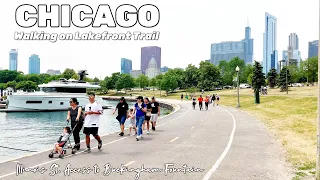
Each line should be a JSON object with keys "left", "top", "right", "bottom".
{"left": 5, "top": 71, "right": 108, "bottom": 112}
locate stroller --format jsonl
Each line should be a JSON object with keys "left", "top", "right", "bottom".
{"left": 48, "top": 122, "right": 79, "bottom": 158}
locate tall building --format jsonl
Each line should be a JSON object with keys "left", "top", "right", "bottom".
{"left": 120, "top": 58, "right": 132, "bottom": 74}
{"left": 145, "top": 57, "right": 161, "bottom": 79}
{"left": 308, "top": 40, "right": 319, "bottom": 58}
{"left": 263, "top": 12, "right": 278, "bottom": 75}
{"left": 282, "top": 33, "right": 301, "bottom": 67}
{"left": 28, "top": 54, "right": 40, "bottom": 74}
{"left": 46, "top": 69, "right": 61, "bottom": 75}
{"left": 130, "top": 70, "right": 142, "bottom": 78}
{"left": 9, "top": 49, "right": 18, "bottom": 71}
{"left": 210, "top": 26, "right": 253, "bottom": 65}
{"left": 141, "top": 46, "right": 161, "bottom": 73}
{"left": 289, "top": 33, "right": 299, "bottom": 50}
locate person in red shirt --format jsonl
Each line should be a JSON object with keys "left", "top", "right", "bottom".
{"left": 198, "top": 95, "right": 203, "bottom": 110}
{"left": 204, "top": 96, "right": 209, "bottom": 110}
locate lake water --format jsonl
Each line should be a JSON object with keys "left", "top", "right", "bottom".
{"left": 0, "top": 100, "right": 170, "bottom": 162}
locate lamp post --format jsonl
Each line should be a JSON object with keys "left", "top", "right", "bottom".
{"left": 285, "top": 60, "right": 288, "bottom": 94}
{"left": 236, "top": 66, "right": 240, "bottom": 108}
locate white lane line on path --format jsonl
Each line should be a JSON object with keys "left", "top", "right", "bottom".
{"left": 124, "top": 161, "right": 135, "bottom": 167}
{"left": 0, "top": 106, "right": 191, "bottom": 179}
{"left": 170, "top": 137, "right": 179, "bottom": 142}
{"left": 191, "top": 126, "right": 195, "bottom": 129}
{"left": 202, "top": 107, "right": 236, "bottom": 180}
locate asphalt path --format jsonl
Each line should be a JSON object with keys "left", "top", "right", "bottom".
{"left": 0, "top": 100, "right": 293, "bottom": 180}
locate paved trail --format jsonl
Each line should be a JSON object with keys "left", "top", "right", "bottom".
{"left": 0, "top": 100, "right": 293, "bottom": 180}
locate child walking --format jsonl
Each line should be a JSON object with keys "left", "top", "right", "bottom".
{"left": 128, "top": 108, "right": 137, "bottom": 136}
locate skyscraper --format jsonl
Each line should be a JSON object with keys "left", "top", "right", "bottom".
{"left": 9, "top": 49, "right": 18, "bottom": 71}
{"left": 289, "top": 33, "right": 299, "bottom": 50}
{"left": 141, "top": 46, "right": 161, "bottom": 73}
{"left": 210, "top": 26, "right": 253, "bottom": 65}
{"left": 29, "top": 54, "right": 40, "bottom": 74}
{"left": 263, "top": 12, "right": 278, "bottom": 75}
{"left": 282, "top": 33, "right": 301, "bottom": 67}
{"left": 308, "top": 40, "right": 319, "bottom": 58}
{"left": 121, "top": 58, "right": 132, "bottom": 74}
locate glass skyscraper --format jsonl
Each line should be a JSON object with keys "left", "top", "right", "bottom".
{"left": 141, "top": 46, "right": 161, "bottom": 73}
{"left": 121, "top": 58, "right": 132, "bottom": 74}
{"left": 9, "top": 49, "right": 18, "bottom": 71}
{"left": 29, "top": 54, "right": 40, "bottom": 74}
{"left": 308, "top": 40, "right": 318, "bottom": 58}
{"left": 210, "top": 26, "right": 253, "bottom": 65}
{"left": 263, "top": 12, "right": 278, "bottom": 75}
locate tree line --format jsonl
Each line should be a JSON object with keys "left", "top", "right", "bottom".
{"left": 0, "top": 56, "right": 317, "bottom": 95}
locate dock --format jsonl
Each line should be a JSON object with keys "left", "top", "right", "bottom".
{"left": 0, "top": 99, "right": 292, "bottom": 180}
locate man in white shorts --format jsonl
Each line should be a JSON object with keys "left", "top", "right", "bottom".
{"left": 150, "top": 97, "right": 160, "bottom": 131}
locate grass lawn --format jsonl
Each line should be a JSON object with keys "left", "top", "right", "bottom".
{"left": 100, "top": 86, "right": 318, "bottom": 178}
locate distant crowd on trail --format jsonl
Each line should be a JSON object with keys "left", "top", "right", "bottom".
{"left": 189, "top": 94, "right": 220, "bottom": 111}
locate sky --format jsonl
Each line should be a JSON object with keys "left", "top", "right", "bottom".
{"left": 0, "top": 0, "right": 318, "bottom": 78}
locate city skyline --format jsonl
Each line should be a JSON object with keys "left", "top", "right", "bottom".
{"left": 0, "top": 0, "right": 318, "bottom": 78}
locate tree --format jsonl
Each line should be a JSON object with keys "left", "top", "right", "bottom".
{"left": 93, "top": 77, "right": 100, "bottom": 82}
{"left": 135, "top": 74, "right": 149, "bottom": 91}
{"left": 15, "top": 81, "right": 37, "bottom": 91}
{"left": 164, "top": 68, "right": 185, "bottom": 88}
{"left": 115, "top": 74, "right": 135, "bottom": 93}
{"left": 197, "top": 61, "right": 220, "bottom": 90}
{"left": 252, "top": 61, "right": 265, "bottom": 104}
{"left": 5, "top": 81, "right": 18, "bottom": 91}
{"left": 304, "top": 56, "right": 318, "bottom": 83}
{"left": 267, "top": 68, "right": 278, "bottom": 88}
{"left": 0, "top": 70, "right": 20, "bottom": 83}
{"left": 161, "top": 73, "right": 178, "bottom": 96}
{"left": 149, "top": 78, "right": 157, "bottom": 91}
{"left": 183, "top": 64, "right": 199, "bottom": 88}
{"left": 62, "top": 68, "right": 77, "bottom": 79}
{"left": 247, "top": 73, "right": 253, "bottom": 86}
{"left": 278, "top": 66, "right": 291, "bottom": 92}
{"left": 228, "top": 57, "right": 246, "bottom": 83}
{"left": 0, "top": 83, "right": 5, "bottom": 97}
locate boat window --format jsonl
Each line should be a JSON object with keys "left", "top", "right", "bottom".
{"left": 48, "top": 101, "right": 52, "bottom": 104}
{"left": 26, "top": 101, "right": 42, "bottom": 104}
{"left": 40, "top": 87, "right": 86, "bottom": 93}
{"left": 60, "top": 102, "right": 63, "bottom": 105}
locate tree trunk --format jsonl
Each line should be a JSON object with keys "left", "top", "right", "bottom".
{"left": 254, "top": 89, "right": 260, "bottom": 104}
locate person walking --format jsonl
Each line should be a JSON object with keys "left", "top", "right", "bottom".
{"left": 133, "top": 96, "right": 147, "bottom": 141}
{"left": 143, "top": 97, "right": 152, "bottom": 134}
{"left": 181, "top": 94, "right": 184, "bottom": 101}
{"left": 150, "top": 97, "right": 160, "bottom": 131}
{"left": 192, "top": 95, "right": 196, "bottom": 109}
{"left": 204, "top": 96, "right": 209, "bottom": 110}
{"left": 83, "top": 93, "right": 103, "bottom": 153}
{"left": 66, "top": 98, "right": 83, "bottom": 151}
{"left": 113, "top": 97, "right": 129, "bottom": 137}
{"left": 198, "top": 95, "right": 203, "bottom": 110}
{"left": 211, "top": 94, "right": 216, "bottom": 106}
{"left": 216, "top": 94, "right": 220, "bottom": 106}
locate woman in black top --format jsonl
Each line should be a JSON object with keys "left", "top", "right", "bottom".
{"left": 67, "top": 98, "right": 83, "bottom": 150}
{"left": 143, "top": 98, "right": 152, "bottom": 134}
{"left": 113, "top": 97, "right": 129, "bottom": 136}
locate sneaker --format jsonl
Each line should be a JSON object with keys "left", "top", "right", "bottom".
{"left": 136, "top": 136, "right": 140, "bottom": 141}
{"left": 119, "top": 132, "right": 124, "bottom": 136}
{"left": 84, "top": 148, "right": 91, "bottom": 153}
{"left": 98, "top": 141, "right": 102, "bottom": 150}
{"left": 147, "top": 131, "right": 149, "bottom": 134}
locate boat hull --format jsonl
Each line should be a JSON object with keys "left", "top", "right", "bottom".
{"left": 6, "top": 93, "right": 106, "bottom": 111}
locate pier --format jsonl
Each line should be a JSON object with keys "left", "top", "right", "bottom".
{"left": 0, "top": 99, "right": 292, "bottom": 179}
